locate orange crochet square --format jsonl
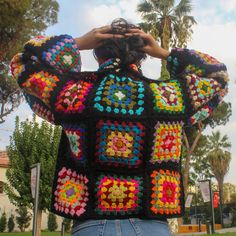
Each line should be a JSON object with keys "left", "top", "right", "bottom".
{"left": 151, "top": 122, "right": 183, "bottom": 164}
{"left": 150, "top": 169, "right": 181, "bottom": 215}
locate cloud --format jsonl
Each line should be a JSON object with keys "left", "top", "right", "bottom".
{"left": 220, "top": 0, "right": 236, "bottom": 12}
{"left": 0, "top": 103, "right": 33, "bottom": 150}
{"left": 84, "top": 0, "right": 141, "bottom": 28}
{"left": 89, "top": 5, "right": 122, "bottom": 26}
{"left": 188, "top": 21, "right": 236, "bottom": 60}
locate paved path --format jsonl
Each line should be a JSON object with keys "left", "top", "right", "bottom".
{"left": 176, "top": 227, "right": 236, "bottom": 235}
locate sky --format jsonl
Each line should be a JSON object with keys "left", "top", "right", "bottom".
{"left": 1, "top": 0, "right": 236, "bottom": 184}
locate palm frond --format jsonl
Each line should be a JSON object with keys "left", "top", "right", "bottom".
{"left": 142, "top": 13, "right": 158, "bottom": 22}
{"left": 183, "top": 15, "right": 197, "bottom": 25}
{"left": 138, "top": 22, "right": 153, "bottom": 32}
{"left": 137, "top": 1, "right": 153, "bottom": 14}
{"left": 150, "top": 0, "right": 174, "bottom": 9}
{"left": 175, "top": 0, "right": 192, "bottom": 17}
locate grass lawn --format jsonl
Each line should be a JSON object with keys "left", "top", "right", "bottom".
{"left": 1, "top": 232, "right": 70, "bottom": 236}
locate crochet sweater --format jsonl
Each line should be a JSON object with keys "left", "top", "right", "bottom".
{"left": 11, "top": 35, "right": 228, "bottom": 221}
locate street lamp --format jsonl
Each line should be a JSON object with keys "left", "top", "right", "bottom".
{"left": 198, "top": 179, "right": 215, "bottom": 234}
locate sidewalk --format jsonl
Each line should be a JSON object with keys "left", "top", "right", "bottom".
{"left": 176, "top": 227, "right": 236, "bottom": 235}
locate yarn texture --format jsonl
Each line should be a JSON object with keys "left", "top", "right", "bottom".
{"left": 11, "top": 34, "right": 228, "bottom": 221}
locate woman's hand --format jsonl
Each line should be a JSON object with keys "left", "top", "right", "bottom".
{"left": 75, "top": 25, "right": 124, "bottom": 50}
{"left": 125, "top": 28, "right": 170, "bottom": 60}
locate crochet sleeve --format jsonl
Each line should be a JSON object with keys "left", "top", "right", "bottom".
{"left": 167, "top": 48, "right": 229, "bottom": 125}
{"left": 10, "top": 35, "right": 82, "bottom": 124}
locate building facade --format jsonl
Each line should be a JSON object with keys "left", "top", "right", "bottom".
{"left": 0, "top": 150, "right": 63, "bottom": 231}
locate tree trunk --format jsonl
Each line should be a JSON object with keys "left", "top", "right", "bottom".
{"left": 183, "top": 152, "right": 191, "bottom": 195}
{"left": 36, "top": 209, "right": 42, "bottom": 236}
{"left": 218, "top": 179, "right": 224, "bottom": 228}
{"left": 160, "top": 17, "right": 170, "bottom": 80}
{"left": 183, "top": 123, "right": 204, "bottom": 196}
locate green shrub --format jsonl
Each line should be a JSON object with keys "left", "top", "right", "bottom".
{"left": 47, "top": 213, "right": 58, "bottom": 231}
{"left": 8, "top": 214, "right": 15, "bottom": 232}
{"left": 64, "top": 218, "right": 72, "bottom": 232}
{"left": 16, "top": 206, "right": 31, "bottom": 232}
{"left": 0, "top": 212, "right": 7, "bottom": 232}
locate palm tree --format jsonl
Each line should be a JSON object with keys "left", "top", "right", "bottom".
{"left": 137, "top": 0, "right": 196, "bottom": 79}
{"left": 207, "top": 130, "right": 231, "bottom": 227}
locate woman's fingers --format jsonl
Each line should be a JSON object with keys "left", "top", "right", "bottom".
{"left": 97, "top": 25, "right": 112, "bottom": 33}
{"left": 125, "top": 32, "right": 150, "bottom": 41}
{"left": 98, "top": 33, "right": 124, "bottom": 39}
{"left": 126, "top": 28, "right": 145, "bottom": 34}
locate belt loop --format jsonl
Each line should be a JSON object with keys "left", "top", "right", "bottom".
{"left": 129, "top": 218, "right": 142, "bottom": 236}
{"left": 98, "top": 219, "right": 107, "bottom": 236}
{"left": 115, "top": 220, "right": 122, "bottom": 236}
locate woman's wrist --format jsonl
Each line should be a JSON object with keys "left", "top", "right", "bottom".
{"left": 160, "top": 48, "right": 170, "bottom": 60}
{"left": 75, "top": 37, "right": 85, "bottom": 50}
{"left": 154, "top": 47, "right": 170, "bottom": 60}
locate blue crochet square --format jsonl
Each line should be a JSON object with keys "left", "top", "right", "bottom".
{"left": 94, "top": 74, "right": 145, "bottom": 115}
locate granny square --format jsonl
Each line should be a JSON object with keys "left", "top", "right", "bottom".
{"left": 54, "top": 167, "right": 89, "bottom": 217}
{"left": 189, "top": 104, "right": 213, "bottom": 125}
{"left": 94, "top": 74, "right": 145, "bottom": 115}
{"left": 95, "top": 174, "right": 143, "bottom": 215}
{"left": 10, "top": 53, "right": 25, "bottom": 80}
{"left": 42, "top": 35, "right": 81, "bottom": 72}
{"left": 32, "top": 102, "right": 55, "bottom": 124}
{"left": 95, "top": 120, "right": 145, "bottom": 168}
{"left": 189, "top": 50, "right": 223, "bottom": 65}
{"left": 63, "top": 124, "right": 86, "bottom": 162}
{"left": 22, "top": 71, "right": 60, "bottom": 106}
{"left": 55, "top": 80, "right": 93, "bottom": 113}
{"left": 150, "top": 169, "right": 181, "bottom": 215}
{"left": 185, "top": 74, "right": 221, "bottom": 110}
{"left": 26, "top": 35, "right": 52, "bottom": 47}
{"left": 150, "top": 80, "right": 185, "bottom": 114}
{"left": 151, "top": 121, "right": 183, "bottom": 164}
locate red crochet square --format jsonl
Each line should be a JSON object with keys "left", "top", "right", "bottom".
{"left": 95, "top": 174, "right": 143, "bottom": 215}
{"left": 150, "top": 169, "right": 181, "bottom": 215}
{"left": 55, "top": 80, "right": 93, "bottom": 113}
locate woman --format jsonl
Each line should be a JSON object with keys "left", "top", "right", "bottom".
{"left": 11, "top": 18, "right": 228, "bottom": 236}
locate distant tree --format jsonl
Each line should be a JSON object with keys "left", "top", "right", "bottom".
{"left": 223, "top": 183, "right": 236, "bottom": 203}
{"left": 15, "top": 206, "right": 31, "bottom": 232}
{"left": 0, "top": 212, "right": 7, "bottom": 232}
{"left": 230, "top": 193, "right": 236, "bottom": 203}
{"left": 183, "top": 101, "right": 231, "bottom": 194}
{"left": 7, "top": 214, "right": 15, "bottom": 232}
{"left": 137, "top": 0, "right": 196, "bottom": 79}
{"left": 4, "top": 115, "right": 61, "bottom": 236}
{"left": 188, "top": 134, "right": 214, "bottom": 185}
{"left": 0, "top": 0, "right": 59, "bottom": 124}
{"left": 207, "top": 130, "right": 231, "bottom": 227}
{"left": 47, "top": 213, "right": 58, "bottom": 232}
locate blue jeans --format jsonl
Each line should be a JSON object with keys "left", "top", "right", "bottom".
{"left": 71, "top": 218, "right": 172, "bottom": 236}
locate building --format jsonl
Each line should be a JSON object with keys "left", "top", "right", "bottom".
{"left": 0, "top": 150, "right": 63, "bottom": 231}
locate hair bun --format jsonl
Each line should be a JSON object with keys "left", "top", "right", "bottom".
{"left": 94, "top": 18, "right": 147, "bottom": 66}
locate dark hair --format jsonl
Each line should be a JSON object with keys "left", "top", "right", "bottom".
{"left": 94, "top": 18, "right": 147, "bottom": 66}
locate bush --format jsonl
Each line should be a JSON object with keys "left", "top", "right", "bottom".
{"left": 231, "top": 207, "right": 236, "bottom": 227}
{"left": 64, "top": 218, "right": 72, "bottom": 232}
{"left": 16, "top": 206, "right": 31, "bottom": 232}
{"left": 7, "top": 214, "right": 15, "bottom": 232}
{"left": 0, "top": 212, "right": 7, "bottom": 232}
{"left": 47, "top": 212, "right": 58, "bottom": 231}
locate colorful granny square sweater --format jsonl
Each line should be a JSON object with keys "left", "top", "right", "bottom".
{"left": 11, "top": 35, "right": 229, "bottom": 221}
